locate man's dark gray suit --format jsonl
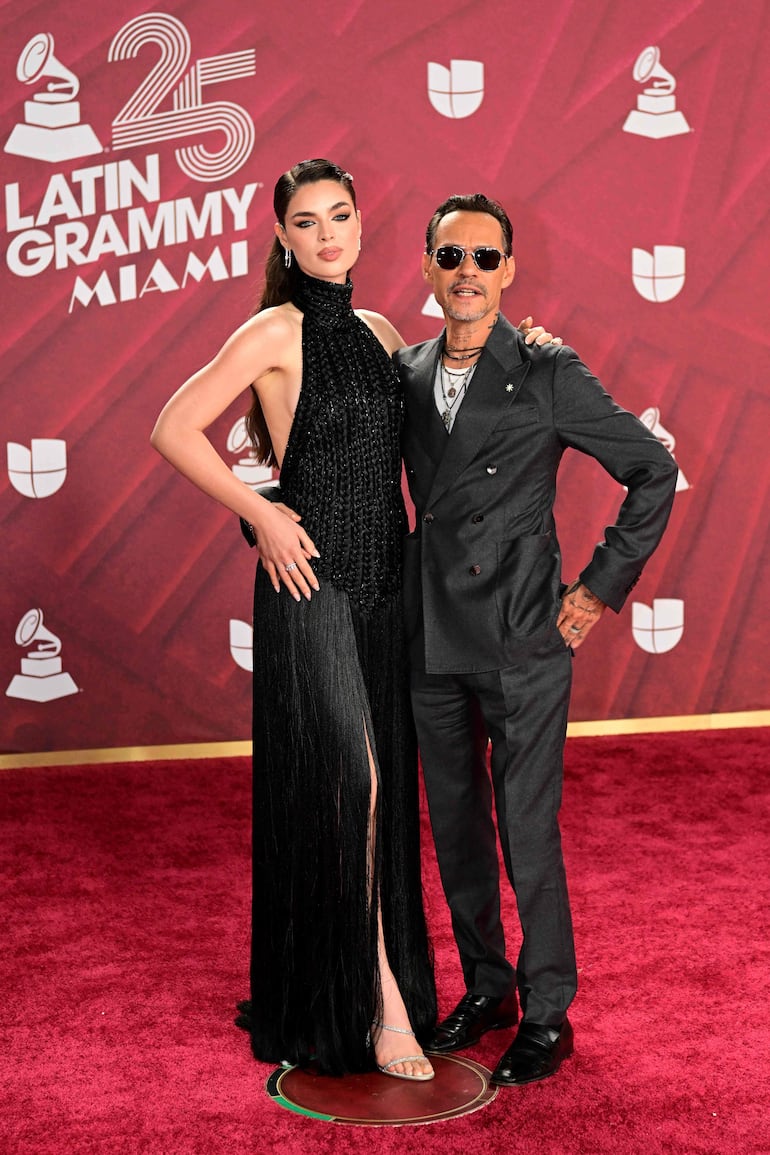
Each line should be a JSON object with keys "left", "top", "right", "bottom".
{"left": 396, "top": 314, "right": 677, "bottom": 1029}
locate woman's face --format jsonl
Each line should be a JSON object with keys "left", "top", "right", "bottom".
{"left": 276, "top": 179, "right": 361, "bottom": 283}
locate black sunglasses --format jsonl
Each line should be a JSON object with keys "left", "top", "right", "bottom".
{"left": 428, "top": 245, "right": 507, "bottom": 272}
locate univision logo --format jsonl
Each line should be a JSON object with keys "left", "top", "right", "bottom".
{"left": 427, "top": 60, "right": 484, "bottom": 119}
{"left": 7, "top": 439, "right": 67, "bottom": 498}
{"left": 632, "top": 246, "right": 685, "bottom": 302}
{"left": 229, "top": 619, "right": 253, "bottom": 671}
{"left": 632, "top": 599, "right": 684, "bottom": 654}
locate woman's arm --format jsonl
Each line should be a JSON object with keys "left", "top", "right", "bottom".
{"left": 150, "top": 310, "right": 320, "bottom": 601}
{"left": 518, "top": 315, "right": 563, "bottom": 345}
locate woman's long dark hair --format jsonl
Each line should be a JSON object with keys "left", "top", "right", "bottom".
{"left": 246, "top": 159, "right": 357, "bottom": 466}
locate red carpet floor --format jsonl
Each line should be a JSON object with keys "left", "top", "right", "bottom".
{"left": 1, "top": 729, "right": 768, "bottom": 1154}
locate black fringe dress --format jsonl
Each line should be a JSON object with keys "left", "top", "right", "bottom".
{"left": 242, "top": 270, "right": 436, "bottom": 1075}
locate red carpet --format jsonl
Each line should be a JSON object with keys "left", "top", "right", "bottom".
{"left": 1, "top": 729, "right": 769, "bottom": 1154}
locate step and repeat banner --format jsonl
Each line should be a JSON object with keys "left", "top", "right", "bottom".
{"left": 2, "top": 0, "right": 769, "bottom": 753}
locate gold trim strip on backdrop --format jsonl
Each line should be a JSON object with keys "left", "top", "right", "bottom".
{"left": 0, "top": 711, "right": 767, "bottom": 771}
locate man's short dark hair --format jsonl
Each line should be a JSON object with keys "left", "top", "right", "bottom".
{"left": 425, "top": 193, "right": 513, "bottom": 256}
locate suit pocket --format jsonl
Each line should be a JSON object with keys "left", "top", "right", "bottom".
{"left": 494, "top": 405, "right": 541, "bottom": 431}
{"left": 495, "top": 533, "right": 560, "bottom": 637}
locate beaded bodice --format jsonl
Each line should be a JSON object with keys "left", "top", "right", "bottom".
{"left": 279, "top": 271, "right": 406, "bottom": 610}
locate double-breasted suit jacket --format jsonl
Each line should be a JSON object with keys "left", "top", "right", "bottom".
{"left": 396, "top": 315, "right": 678, "bottom": 674}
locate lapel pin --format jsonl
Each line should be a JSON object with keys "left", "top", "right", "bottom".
{"left": 506, "top": 383, "right": 515, "bottom": 392}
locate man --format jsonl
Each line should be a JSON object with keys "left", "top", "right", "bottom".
{"left": 395, "top": 194, "right": 677, "bottom": 1086}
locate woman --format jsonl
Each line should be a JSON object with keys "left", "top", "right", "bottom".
{"left": 152, "top": 158, "right": 553, "bottom": 1079}
{"left": 153, "top": 158, "right": 439, "bottom": 1080}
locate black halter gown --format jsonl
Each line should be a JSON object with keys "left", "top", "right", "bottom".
{"left": 241, "top": 270, "right": 436, "bottom": 1075}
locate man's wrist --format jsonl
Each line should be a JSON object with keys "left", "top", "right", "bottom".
{"left": 565, "top": 581, "right": 603, "bottom": 614}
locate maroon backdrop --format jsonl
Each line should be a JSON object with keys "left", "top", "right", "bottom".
{"left": 2, "top": 0, "right": 769, "bottom": 754}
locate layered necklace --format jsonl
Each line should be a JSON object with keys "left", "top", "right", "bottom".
{"left": 439, "top": 360, "right": 477, "bottom": 431}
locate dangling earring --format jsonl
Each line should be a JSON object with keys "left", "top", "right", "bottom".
{"left": 284, "top": 247, "right": 292, "bottom": 269}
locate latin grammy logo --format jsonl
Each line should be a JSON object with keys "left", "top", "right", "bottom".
{"left": 226, "top": 418, "right": 274, "bottom": 488}
{"left": 638, "top": 407, "right": 690, "bottom": 493}
{"left": 6, "top": 608, "right": 79, "bottom": 702}
{"left": 421, "top": 294, "right": 444, "bottom": 319}
{"left": 622, "top": 46, "right": 691, "bottom": 139}
{"left": 4, "top": 32, "right": 102, "bottom": 163}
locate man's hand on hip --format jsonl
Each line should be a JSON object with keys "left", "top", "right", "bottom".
{"left": 557, "top": 581, "right": 606, "bottom": 649}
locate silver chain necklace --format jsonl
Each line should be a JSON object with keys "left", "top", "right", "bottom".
{"left": 440, "top": 361, "right": 476, "bottom": 430}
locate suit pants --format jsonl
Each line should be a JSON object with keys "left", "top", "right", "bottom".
{"left": 411, "top": 636, "right": 577, "bottom": 1027}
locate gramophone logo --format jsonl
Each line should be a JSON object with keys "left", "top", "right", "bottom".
{"left": 421, "top": 294, "right": 444, "bottom": 319}
{"left": 227, "top": 418, "right": 274, "bottom": 489}
{"left": 632, "top": 245, "right": 686, "bottom": 302}
{"left": 7, "top": 439, "right": 67, "bottom": 498}
{"left": 4, "top": 33, "right": 102, "bottom": 163}
{"left": 623, "top": 46, "right": 691, "bottom": 139}
{"left": 6, "top": 608, "right": 79, "bottom": 702}
{"left": 638, "top": 407, "right": 690, "bottom": 493}
{"left": 229, "top": 619, "right": 253, "bottom": 672}
{"left": 427, "top": 60, "right": 484, "bottom": 119}
{"left": 631, "top": 599, "right": 684, "bottom": 654}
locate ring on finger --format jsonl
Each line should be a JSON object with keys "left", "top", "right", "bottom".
{"left": 569, "top": 625, "right": 581, "bottom": 633}
{"left": 285, "top": 562, "right": 298, "bottom": 573}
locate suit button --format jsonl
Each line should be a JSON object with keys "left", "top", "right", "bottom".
{"left": 469, "top": 564, "right": 482, "bottom": 576}
{"left": 486, "top": 465, "right": 498, "bottom": 475}
{"left": 471, "top": 513, "right": 484, "bottom": 523}
{"left": 423, "top": 512, "right": 434, "bottom": 523}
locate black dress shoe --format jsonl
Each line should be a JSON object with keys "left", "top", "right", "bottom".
{"left": 427, "top": 992, "right": 518, "bottom": 1053}
{"left": 491, "top": 1018, "right": 574, "bottom": 1085}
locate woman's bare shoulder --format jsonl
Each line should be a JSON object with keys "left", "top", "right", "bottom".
{"left": 355, "top": 308, "right": 405, "bottom": 354}
{"left": 219, "top": 301, "right": 302, "bottom": 366}
{"left": 235, "top": 301, "right": 301, "bottom": 341}
{"left": 185, "top": 303, "right": 301, "bottom": 392}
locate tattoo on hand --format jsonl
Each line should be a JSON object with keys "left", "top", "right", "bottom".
{"left": 566, "top": 581, "right": 600, "bottom": 615}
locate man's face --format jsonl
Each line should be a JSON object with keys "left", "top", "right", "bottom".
{"left": 422, "top": 210, "right": 515, "bottom": 325}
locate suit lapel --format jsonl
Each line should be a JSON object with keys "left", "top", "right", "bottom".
{"left": 403, "top": 337, "right": 447, "bottom": 466}
{"left": 426, "top": 316, "right": 530, "bottom": 507}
